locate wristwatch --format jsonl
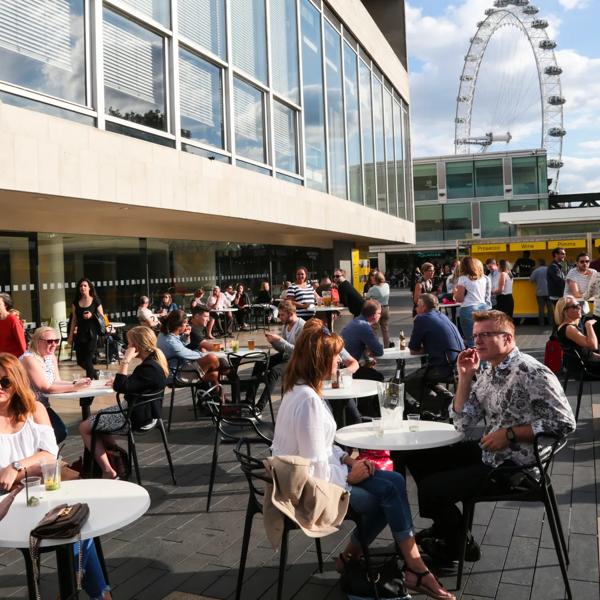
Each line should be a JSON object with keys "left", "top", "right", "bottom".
{"left": 506, "top": 427, "right": 517, "bottom": 446}
{"left": 11, "top": 461, "right": 24, "bottom": 472}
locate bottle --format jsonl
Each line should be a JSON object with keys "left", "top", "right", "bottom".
{"left": 399, "top": 330, "right": 406, "bottom": 350}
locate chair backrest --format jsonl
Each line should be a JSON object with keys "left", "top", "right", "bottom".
{"left": 118, "top": 390, "right": 166, "bottom": 428}
{"left": 533, "top": 432, "right": 567, "bottom": 477}
{"left": 233, "top": 439, "right": 271, "bottom": 503}
{"left": 227, "top": 351, "right": 270, "bottom": 372}
{"left": 58, "top": 320, "right": 69, "bottom": 338}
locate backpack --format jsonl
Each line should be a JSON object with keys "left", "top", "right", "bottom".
{"left": 544, "top": 336, "right": 563, "bottom": 374}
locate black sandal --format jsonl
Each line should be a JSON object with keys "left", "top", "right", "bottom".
{"left": 403, "top": 565, "right": 456, "bottom": 600}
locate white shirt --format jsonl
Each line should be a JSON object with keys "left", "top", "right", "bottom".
{"left": 457, "top": 276, "right": 488, "bottom": 307}
{"left": 565, "top": 267, "right": 596, "bottom": 298}
{"left": 271, "top": 384, "right": 349, "bottom": 489}
{"left": 0, "top": 417, "right": 58, "bottom": 467}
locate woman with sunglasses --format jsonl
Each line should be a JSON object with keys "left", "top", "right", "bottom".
{"left": 0, "top": 353, "right": 112, "bottom": 599}
{"left": 0, "top": 293, "right": 27, "bottom": 358}
{"left": 271, "top": 320, "right": 455, "bottom": 600}
{"left": 554, "top": 296, "right": 600, "bottom": 373}
{"left": 21, "top": 327, "right": 91, "bottom": 443}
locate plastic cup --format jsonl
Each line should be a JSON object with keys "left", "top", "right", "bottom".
{"left": 23, "top": 477, "right": 43, "bottom": 507}
{"left": 248, "top": 339, "right": 256, "bottom": 351}
{"left": 372, "top": 417, "right": 384, "bottom": 438}
{"left": 41, "top": 460, "right": 61, "bottom": 491}
{"left": 407, "top": 414, "right": 420, "bottom": 432}
{"left": 230, "top": 340, "right": 240, "bottom": 352}
{"left": 212, "top": 342, "right": 221, "bottom": 352}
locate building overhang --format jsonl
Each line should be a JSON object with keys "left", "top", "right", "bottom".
{"left": 499, "top": 207, "right": 600, "bottom": 226}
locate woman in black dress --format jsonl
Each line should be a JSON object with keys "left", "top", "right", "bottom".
{"left": 68, "top": 277, "right": 104, "bottom": 379}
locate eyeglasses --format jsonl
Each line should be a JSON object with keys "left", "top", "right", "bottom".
{"left": 0, "top": 377, "right": 11, "bottom": 390}
{"left": 333, "top": 274, "right": 341, "bottom": 279}
{"left": 579, "top": 260, "right": 590, "bottom": 264}
{"left": 41, "top": 339, "right": 60, "bottom": 344}
{"left": 564, "top": 304, "right": 582, "bottom": 311}
{"left": 472, "top": 331, "right": 510, "bottom": 341}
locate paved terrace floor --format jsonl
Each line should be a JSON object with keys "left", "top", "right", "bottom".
{"left": 1, "top": 291, "right": 598, "bottom": 600}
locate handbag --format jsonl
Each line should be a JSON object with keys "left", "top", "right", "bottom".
{"left": 29, "top": 502, "right": 90, "bottom": 599}
{"left": 544, "top": 335, "right": 563, "bottom": 374}
{"left": 94, "top": 311, "right": 106, "bottom": 336}
{"left": 339, "top": 554, "right": 410, "bottom": 599}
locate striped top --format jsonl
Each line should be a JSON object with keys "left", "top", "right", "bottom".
{"left": 286, "top": 283, "right": 316, "bottom": 318}
{"left": 565, "top": 267, "right": 596, "bottom": 298}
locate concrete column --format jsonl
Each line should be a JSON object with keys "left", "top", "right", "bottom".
{"left": 9, "top": 239, "right": 32, "bottom": 321}
{"left": 37, "top": 234, "right": 67, "bottom": 326}
{"left": 377, "top": 252, "right": 386, "bottom": 274}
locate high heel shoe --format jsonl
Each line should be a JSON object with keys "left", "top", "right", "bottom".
{"left": 402, "top": 565, "right": 456, "bottom": 600}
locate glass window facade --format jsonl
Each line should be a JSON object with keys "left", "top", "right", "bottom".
{"left": 443, "top": 203, "right": 471, "bottom": 240}
{"left": 512, "top": 156, "right": 538, "bottom": 195}
{"left": 273, "top": 101, "right": 298, "bottom": 173}
{"left": 372, "top": 77, "right": 386, "bottom": 213}
{"left": 393, "top": 100, "right": 405, "bottom": 219}
{"left": 359, "top": 60, "right": 376, "bottom": 210}
{"left": 481, "top": 200, "right": 509, "bottom": 238}
{"left": 446, "top": 161, "right": 474, "bottom": 199}
{"left": 179, "top": 0, "right": 226, "bottom": 59}
{"left": 121, "top": 0, "right": 170, "bottom": 27}
{"left": 384, "top": 89, "right": 396, "bottom": 216}
{"left": 231, "top": 0, "right": 268, "bottom": 83}
{"left": 413, "top": 164, "right": 437, "bottom": 201}
{"left": 270, "top": 0, "right": 299, "bottom": 103}
{"left": 475, "top": 159, "right": 503, "bottom": 197}
{"left": 233, "top": 77, "right": 266, "bottom": 163}
{"left": 415, "top": 205, "right": 443, "bottom": 242}
{"left": 343, "top": 43, "right": 362, "bottom": 204}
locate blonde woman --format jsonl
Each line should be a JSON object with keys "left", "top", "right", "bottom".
{"left": 453, "top": 257, "right": 490, "bottom": 346}
{"left": 494, "top": 259, "right": 514, "bottom": 318}
{"left": 21, "top": 326, "right": 92, "bottom": 443}
{"left": 79, "top": 326, "right": 168, "bottom": 479}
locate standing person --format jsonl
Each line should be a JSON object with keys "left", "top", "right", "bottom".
{"left": 286, "top": 266, "right": 317, "bottom": 320}
{"left": 547, "top": 247, "right": 567, "bottom": 311}
{"left": 565, "top": 252, "right": 596, "bottom": 313}
{"left": 157, "top": 292, "right": 178, "bottom": 316}
{"left": 363, "top": 271, "right": 377, "bottom": 295}
{"left": 485, "top": 258, "right": 499, "bottom": 308}
{"left": 21, "top": 327, "right": 92, "bottom": 444}
{"left": 79, "top": 326, "right": 168, "bottom": 479}
{"left": 512, "top": 250, "right": 536, "bottom": 277}
{"left": 494, "top": 259, "right": 514, "bottom": 318}
{"left": 453, "top": 257, "right": 490, "bottom": 347}
{"left": 366, "top": 271, "right": 391, "bottom": 348}
{"left": 413, "top": 262, "right": 435, "bottom": 317}
{"left": 68, "top": 278, "right": 105, "bottom": 380}
{"left": 271, "top": 321, "right": 455, "bottom": 600}
{"left": 137, "top": 296, "right": 160, "bottom": 329}
{"left": 0, "top": 353, "right": 112, "bottom": 599}
{"left": 585, "top": 270, "right": 600, "bottom": 338}
{"left": 334, "top": 268, "right": 364, "bottom": 317}
{"left": 530, "top": 259, "right": 551, "bottom": 326}
{"left": 0, "top": 293, "right": 26, "bottom": 358}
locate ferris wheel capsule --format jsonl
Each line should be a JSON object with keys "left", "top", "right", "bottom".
{"left": 494, "top": 0, "right": 510, "bottom": 7}
{"left": 548, "top": 159, "right": 564, "bottom": 169}
{"left": 522, "top": 5, "right": 539, "bottom": 15}
{"left": 548, "top": 96, "right": 566, "bottom": 106}
{"left": 539, "top": 39, "right": 557, "bottom": 50}
{"left": 548, "top": 127, "right": 566, "bottom": 137}
{"left": 510, "top": 0, "right": 529, "bottom": 7}
{"left": 531, "top": 19, "right": 548, "bottom": 29}
{"left": 485, "top": 8, "right": 497, "bottom": 15}
{"left": 544, "top": 65, "right": 562, "bottom": 76}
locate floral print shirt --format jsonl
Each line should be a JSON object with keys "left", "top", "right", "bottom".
{"left": 451, "top": 347, "right": 576, "bottom": 467}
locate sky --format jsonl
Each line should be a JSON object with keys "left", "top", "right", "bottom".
{"left": 405, "top": 0, "right": 600, "bottom": 193}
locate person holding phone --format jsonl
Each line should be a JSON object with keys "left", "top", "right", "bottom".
{"left": 68, "top": 278, "right": 105, "bottom": 380}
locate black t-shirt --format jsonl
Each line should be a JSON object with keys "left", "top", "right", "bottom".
{"left": 187, "top": 325, "right": 206, "bottom": 351}
{"left": 337, "top": 280, "right": 364, "bottom": 317}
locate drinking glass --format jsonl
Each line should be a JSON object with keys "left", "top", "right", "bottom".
{"left": 23, "top": 477, "right": 43, "bottom": 507}
{"left": 371, "top": 417, "right": 384, "bottom": 438}
{"left": 41, "top": 460, "right": 61, "bottom": 491}
{"left": 377, "top": 382, "right": 404, "bottom": 430}
{"left": 247, "top": 339, "right": 256, "bottom": 351}
{"left": 406, "top": 414, "right": 420, "bottom": 432}
{"left": 230, "top": 339, "right": 240, "bottom": 352}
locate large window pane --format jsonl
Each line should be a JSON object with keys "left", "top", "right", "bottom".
{"left": 233, "top": 78, "right": 265, "bottom": 163}
{"left": 402, "top": 106, "right": 414, "bottom": 222}
{"left": 384, "top": 89, "right": 396, "bottom": 216}
{"left": 270, "top": 0, "right": 299, "bottom": 102}
{"left": 393, "top": 100, "right": 405, "bottom": 218}
{"left": 481, "top": 200, "right": 509, "bottom": 237}
{"left": 301, "top": 0, "right": 326, "bottom": 191}
{"left": 273, "top": 101, "right": 298, "bottom": 173}
{"left": 413, "top": 163, "right": 437, "bottom": 201}
{"left": 104, "top": 9, "right": 166, "bottom": 131}
{"left": 0, "top": 0, "right": 86, "bottom": 105}
{"left": 178, "top": 0, "right": 226, "bottom": 59}
{"left": 231, "top": 0, "right": 267, "bottom": 84}
{"left": 359, "top": 60, "right": 376, "bottom": 209}
{"left": 446, "top": 161, "right": 474, "bottom": 199}
{"left": 372, "top": 78, "right": 386, "bottom": 213}
{"left": 343, "top": 43, "right": 362, "bottom": 204}
{"left": 415, "top": 205, "right": 443, "bottom": 242}
{"left": 537, "top": 155, "right": 548, "bottom": 194}
{"left": 324, "top": 22, "right": 346, "bottom": 199}
{"left": 475, "top": 158, "right": 503, "bottom": 197}
{"left": 512, "top": 156, "right": 538, "bottom": 195}
{"left": 119, "top": 0, "right": 170, "bottom": 27}
{"left": 179, "top": 49, "right": 224, "bottom": 148}
{"left": 444, "top": 203, "right": 471, "bottom": 241}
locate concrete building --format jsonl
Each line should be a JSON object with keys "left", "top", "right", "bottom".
{"left": 0, "top": 0, "right": 414, "bottom": 324}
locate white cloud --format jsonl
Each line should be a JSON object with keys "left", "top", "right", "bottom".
{"left": 558, "top": 0, "right": 590, "bottom": 10}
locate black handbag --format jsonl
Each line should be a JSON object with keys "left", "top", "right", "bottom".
{"left": 29, "top": 503, "right": 90, "bottom": 599}
{"left": 339, "top": 555, "right": 410, "bottom": 600}
{"left": 94, "top": 312, "right": 107, "bottom": 336}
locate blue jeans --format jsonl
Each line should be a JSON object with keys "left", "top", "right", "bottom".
{"left": 75, "top": 539, "right": 110, "bottom": 599}
{"left": 459, "top": 304, "right": 488, "bottom": 347}
{"left": 349, "top": 470, "right": 413, "bottom": 546}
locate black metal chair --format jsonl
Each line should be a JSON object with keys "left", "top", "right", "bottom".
{"left": 205, "top": 399, "right": 273, "bottom": 512}
{"left": 249, "top": 304, "right": 271, "bottom": 332}
{"left": 166, "top": 358, "right": 205, "bottom": 431}
{"left": 57, "top": 320, "right": 72, "bottom": 362}
{"left": 560, "top": 346, "right": 600, "bottom": 422}
{"left": 89, "top": 390, "right": 176, "bottom": 485}
{"left": 456, "top": 432, "right": 571, "bottom": 598}
{"left": 414, "top": 349, "right": 460, "bottom": 421}
{"left": 233, "top": 439, "right": 323, "bottom": 600}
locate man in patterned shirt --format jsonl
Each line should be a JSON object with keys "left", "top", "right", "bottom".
{"left": 403, "top": 310, "right": 576, "bottom": 564}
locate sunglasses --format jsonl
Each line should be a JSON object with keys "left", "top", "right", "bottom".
{"left": 564, "top": 304, "right": 581, "bottom": 310}
{"left": 579, "top": 260, "right": 590, "bottom": 264}
{"left": 41, "top": 338, "right": 60, "bottom": 344}
{"left": 0, "top": 377, "right": 11, "bottom": 390}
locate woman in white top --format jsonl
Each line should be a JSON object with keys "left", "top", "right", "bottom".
{"left": 453, "top": 257, "right": 490, "bottom": 347}
{"left": 494, "top": 259, "right": 514, "bottom": 318}
{"left": 0, "top": 353, "right": 111, "bottom": 599}
{"left": 270, "top": 320, "right": 455, "bottom": 600}
{"left": 367, "top": 272, "right": 391, "bottom": 348}
{"left": 21, "top": 327, "right": 92, "bottom": 443}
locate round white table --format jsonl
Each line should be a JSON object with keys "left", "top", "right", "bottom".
{"left": 0, "top": 479, "right": 150, "bottom": 598}
{"left": 214, "top": 347, "right": 267, "bottom": 359}
{"left": 108, "top": 322, "right": 126, "bottom": 329}
{"left": 314, "top": 305, "right": 348, "bottom": 331}
{"left": 380, "top": 347, "right": 424, "bottom": 379}
{"left": 47, "top": 381, "right": 114, "bottom": 420}
{"left": 334, "top": 420, "right": 464, "bottom": 452}
{"left": 320, "top": 378, "right": 379, "bottom": 401}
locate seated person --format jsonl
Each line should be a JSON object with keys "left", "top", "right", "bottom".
{"left": 316, "top": 276, "right": 340, "bottom": 304}
{"left": 223, "top": 284, "right": 236, "bottom": 306}
{"left": 254, "top": 281, "right": 276, "bottom": 323}
{"left": 79, "top": 326, "right": 168, "bottom": 479}
{"left": 156, "top": 292, "right": 178, "bottom": 317}
{"left": 157, "top": 310, "right": 220, "bottom": 390}
{"left": 21, "top": 327, "right": 92, "bottom": 443}
{"left": 271, "top": 322, "right": 455, "bottom": 600}
{"left": 189, "top": 288, "right": 206, "bottom": 311}
{"left": 341, "top": 300, "right": 385, "bottom": 382}
{"left": 405, "top": 294, "right": 464, "bottom": 415}
{"left": 137, "top": 295, "right": 160, "bottom": 329}
{"left": 233, "top": 283, "right": 251, "bottom": 330}
{"left": 205, "top": 286, "right": 230, "bottom": 339}
{"left": 0, "top": 354, "right": 111, "bottom": 599}
{"left": 187, "top": 305, "right": 229, "bottom": 372}
{"left": 554, "top": 295, "right": 600, "bottom": 373}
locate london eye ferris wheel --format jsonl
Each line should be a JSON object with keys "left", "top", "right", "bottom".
{"left": 454, "top": 0, "right": 565, "bottom": 192}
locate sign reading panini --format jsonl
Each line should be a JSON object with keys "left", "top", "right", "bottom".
{"left": 548, "top": 239, "right": 586, "bottom": 249}
{"left": 471, "top": 244, "right": 507, "bottom": 253}
{"left": 509, "top": 242, "right": 546, "bottom": 251}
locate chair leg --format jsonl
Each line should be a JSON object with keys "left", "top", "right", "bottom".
{"left": 157, "top": 419, "right": 177, "bottom": 485}
{"left": 19, "top": 548, "right": 38, "bottom": 600}
{"left": 547, "top": 482, "right": 569, "bottom": 565}
{"left": 236, "top": 502, "right": 256, "bottom": 600}
{"left": 129, "top": 433, "right": 142, "bottom": 485}
{"left": 542, "top": 493, "right": 572, "bottom": 600}
{"left": 575, "top": 375, "right": 584, "bottom": 422}
{"left": 277, "top": 522, "right": 290, "bottom": 600}
{"left": 167, "top": 386, "right": 176, "bottom": 432}
{"left": 456, "top": 502, "right": 474, "bottom": 590}
{"left": 315, "top": 537, "right": 324, "bottom": 573}
{"left": 89, "top": 432, "right": 98, "bottom": 478}
{"left": 207, "top": 426, "right": 221, "bottom": 512}
{"left": 94, "top": 537, "right": 110, "bottom": 586}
